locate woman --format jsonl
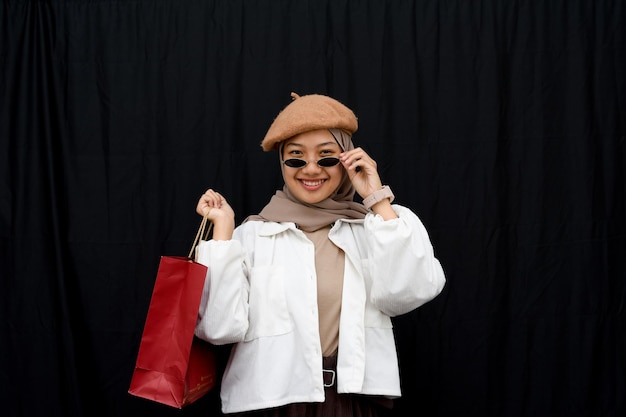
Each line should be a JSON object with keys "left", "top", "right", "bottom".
{"left": 194, "top": 93, "right": 445, "bottom": 416}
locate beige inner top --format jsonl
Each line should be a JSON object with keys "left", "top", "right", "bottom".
{"left": 303, "top": 225, "right": 345, "bottom": 356}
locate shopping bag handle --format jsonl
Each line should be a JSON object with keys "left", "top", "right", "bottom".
{"left": 188, "top": 214, "right": 213, "bottom": 259}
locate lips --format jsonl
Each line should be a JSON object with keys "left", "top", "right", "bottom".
{"left": 300, "top": 179, "right": 326, "bottom": 190}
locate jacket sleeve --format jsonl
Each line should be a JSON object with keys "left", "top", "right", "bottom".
{"left": 365, "top": 204, "right": 446, "bottom": 316}
{"left": 194, "top": 238, "right": 250, "bottom": 345}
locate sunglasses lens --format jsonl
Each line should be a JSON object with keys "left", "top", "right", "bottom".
{"left": 283, "top": 159, "right": 307, "bottom": 168}
{"left": 317, "top": 157, "right": 340, "bottom": 167}
{"left": 283, "top": 157, "right": 340, "bottom": 168}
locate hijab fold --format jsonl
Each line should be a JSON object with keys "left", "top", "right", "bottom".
{"left": 244, "top": 129, "right": 368, "bottom": 232}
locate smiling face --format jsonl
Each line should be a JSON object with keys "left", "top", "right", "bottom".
{"left": 281, "top": 129, "right": 345, "bottom": 205}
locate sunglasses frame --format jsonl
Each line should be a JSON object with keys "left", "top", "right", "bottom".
{"left": 282, "top": 157, "right": 341, "bottom": 169}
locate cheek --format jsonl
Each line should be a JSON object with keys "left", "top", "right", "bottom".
{"left": 328, "top": 167, "right": 345, "bottom": 187}
{"left": 282, "top": 166, "right": 294, "bottom": 179}
{"left": 331, "top": 165, "right": 345, "bottom": 179}
{"left": 282, "top": 169, "right": 300, "bottom": 190}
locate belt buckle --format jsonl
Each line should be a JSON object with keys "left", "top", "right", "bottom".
{"left": 323, "top": 369, "right": 336, "bottom": 387}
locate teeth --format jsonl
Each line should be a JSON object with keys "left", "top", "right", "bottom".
{"left": 302, "top": 180, "right": 323, "bottom": 187}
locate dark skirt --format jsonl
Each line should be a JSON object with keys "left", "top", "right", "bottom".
{"left": 228, "top": 356, "right": 394, "bottom": 417}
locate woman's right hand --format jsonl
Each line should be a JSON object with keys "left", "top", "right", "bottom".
{"left": 196, "top": 189, "right": 235, "bottom": 240}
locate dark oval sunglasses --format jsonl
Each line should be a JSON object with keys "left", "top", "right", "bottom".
{"left": 283, "top": 157, "right": 341, "bottom": 168}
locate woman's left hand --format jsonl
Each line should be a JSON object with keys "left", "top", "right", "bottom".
{"left": 340, "top": 147, "right": 383, "bottom": 199}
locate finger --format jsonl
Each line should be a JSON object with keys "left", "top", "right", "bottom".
{"left": 344, "top": 155, "right": 370, "bottom": 173}
{"left": 341, "top": 149, "right": 369, "bottom": 167}
{"left": 348, "top": 158, "right": 363, "bottom": 172}
{"left": 196, "top": 200, "right": 210, "bottom": 216}
{"left": 213, "top": 192, "right": 226, "bottom": 208}
{"left": 202, "top": 190, "right": 223, "bottom": 208}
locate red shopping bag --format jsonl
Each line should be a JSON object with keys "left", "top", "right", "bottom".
{"left": 129, "top": 216, "right": 217, "bottom": 408}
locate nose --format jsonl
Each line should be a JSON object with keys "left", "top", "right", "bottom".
{"left": 300, "top": 160, "right": 324, "bottom": 173}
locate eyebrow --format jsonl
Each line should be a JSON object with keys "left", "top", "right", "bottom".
{"left": 284, "top": 141, "right": 338, "bottom": 149}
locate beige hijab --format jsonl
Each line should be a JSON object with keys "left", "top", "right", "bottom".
{"left": 244, "top": 129, "right": 368, "bottom": 232}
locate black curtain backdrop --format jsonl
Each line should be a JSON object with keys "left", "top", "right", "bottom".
{"left": 1, "top": 1, "right": 625, "bottom": 416}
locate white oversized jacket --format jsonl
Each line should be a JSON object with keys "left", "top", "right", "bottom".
{"left": 194, "top": 204, "right": 445, "bottom": 414}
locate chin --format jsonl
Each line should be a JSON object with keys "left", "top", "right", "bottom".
{"left": 295, "top": 191, "right": 332, "bottom": 205}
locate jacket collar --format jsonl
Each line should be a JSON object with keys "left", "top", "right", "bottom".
{"left": 257, "top": 221, "right": 296, "bottom": 236}
{"left": 257, "top": 218, "right": 364, "bottom": 237}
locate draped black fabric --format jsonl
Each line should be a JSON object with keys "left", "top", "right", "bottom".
{"left": 1, "top": 1, "right": 625, "bottom": 416}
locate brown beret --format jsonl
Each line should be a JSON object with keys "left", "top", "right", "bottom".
{"left": 261, "top": 92, "right": 358, "bottom": 151}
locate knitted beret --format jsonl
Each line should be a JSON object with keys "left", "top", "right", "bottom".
{"left": 261, "top": 92, "right": 358, "bottom": 151}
